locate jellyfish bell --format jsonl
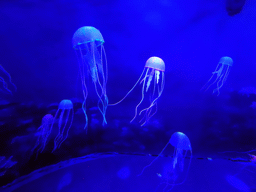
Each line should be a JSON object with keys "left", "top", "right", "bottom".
{"left": 201, "top": 56, "right": 233, "bottom": 95}
{"left": 170, "top": 132, "right": 191, "bottom": 151}
{"left": 72, "top": 26, "right": 104, "bottom": 50}
{"left": 145, "top": 57, "right": 165, "bottom": 72}
{"left": 109, "top": 56, "right": 165, "bottom": 126}
{"left": 72, "top": 26, "right": 108, "bottom": 131}
{"left": 219, "top": 56, "right": 233, "bottom": 67}
{"left": 59, "top": 99, "right": 73, "bottom": 110}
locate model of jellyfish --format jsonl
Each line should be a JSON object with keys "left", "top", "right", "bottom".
{"left": 138, "top": 132, "right": 192, "bottom": 191}
{"left": 52, "top": 100, "right": 74, "bottom": 151}
{"left": 0, "top": 64, "right": 16, "bottom": 95}
{"left": 201, "top": 56, "right": 233, "bottom": 95}
{"left": 72, "top": 26, "right": 108, "bottom": 130}
{"left": 110, "top": 56, "right": 165, "bottom": 126}
{"left": 31, "top": 114, "right": 54, "bottom": 156}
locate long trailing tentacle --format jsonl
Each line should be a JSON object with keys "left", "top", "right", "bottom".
{"left": 91, "top": 43, "right": 108, "bottom": 125}
{"left": 213, "top": 72, "right": 224, "bottom": 95}
{"left": 109, "top": 68, "right": 146, "bottom": 106}
{"left": 139, "top": 71, "right": 165, "bottom": 126}
{"left": 137, "top": 139, "right": 170, "bottom": 177}
{"left": 77, "top": 47, "right": 89, "bottom": 130}
{"left": 214, "top": 65, "right": 230, "bottom": 95}
{"left": 130, "top": 68, "right": 149, "bottom": 122}
{"left": 57, "top": 109, "right": 74, "bottom": 149}
{"left": 201, "top": 63, "right": 223, "bottom": 92}
{"left": 0, "top": 65, "right": 17, "bottom": 93}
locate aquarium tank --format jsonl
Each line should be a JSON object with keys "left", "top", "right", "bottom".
{"left": 0, "top": 0, "right": 256, "bottom": 191}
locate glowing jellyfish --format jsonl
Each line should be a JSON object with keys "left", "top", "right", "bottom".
{"left": 52, "top": 100, "right": 74, "bottom": 151}
{"left": 72, "top": 26, "right": 108, "bottom": 130}
{"left": 201, "top": 56, "right": 233, "bottom": 95}
{"left": 110, "top": 56, "right": 165, "bottom": 126}
{"left": 138, "top": 132, "right": 192, "bottom": 191}
{"left": 0, "top": 64, "right": 16, "bottom": 95}
{"left": 32, "top": 114, "right": 54, "bottom": 156}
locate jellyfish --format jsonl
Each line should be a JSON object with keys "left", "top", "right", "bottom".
{"left": 52, "top": 100, "right": 74, "bottom": 151}
{"left": 201, "top": 56, "right": 233, "bottom": 95}
{"left": 72, "top": 26, "right": 108, "bottom": 130}
{"left": 31, "top": 114, "right": 54, "bottom": 156}
{"left": 110, "top": 56, "right": 165, "bottom": 126}
{"left": 138, "top": 132, "right": 192, "bottom": 191}
{"left": 0, "top": 64, "right": 16, "bottom": 95}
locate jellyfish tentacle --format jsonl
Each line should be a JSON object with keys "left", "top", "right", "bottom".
{"left": 139, "top": 70, "right": 157, "bottom": 125}
{"left": 78, "top": 47, "right": 89, "bottom": 129}
{"left": 213, "top": 72, "right": 225, "bottom": 95}
{"left": 0, "top": 65, "right": 17, "bottom": 92}
{"left": 218, "top": 65, "right": 230, "bottom": 90}
{"left": 91, "top": 43, "right": 108, "bottom": 125}
{"left": 201, "top": 63, "right": 223, "bottom": 92}
{"left": 101, "top": 45, "right": 108, "bottom": 83}
{"left": 137, "top": 139, "right": 170, "bottom": 177}
{"left": 109, "top": 68, "right": 146, "bottom": 106}
{"left": 57, "top": 110, "right": 74, "bottom": 149}
{"left": 146, "top": 68, "right": 154, "bottom": 92}
{"left": 131, "top": 68, "right": 149, "bottom": 122}
{"left": 140, "top": 72, "right": 164, "bottom": 126}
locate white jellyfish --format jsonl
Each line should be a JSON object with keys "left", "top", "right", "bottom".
{"left": 110, "top": 56, "right": 165, "bottom": 126}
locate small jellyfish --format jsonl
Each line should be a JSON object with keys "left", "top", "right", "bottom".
{"left": 110, "top": 56, "right": 165, "bottom": 126}
{"left": 0, "top": 64, "right": 16, "bottom": 95}
{"left": 138, "top": 132, "right": 192, "bottom": 191}
{"left": 52, "top": 100, "right": 74, "bottom": 151}
{"left": 32, "top": 114, "right": 54, "bottom": 156}
{"left": 72, "top": 26, "right": 108, "bottom": 130}
{"left": 201, "top": 56, "right": 233, "bottom": 95}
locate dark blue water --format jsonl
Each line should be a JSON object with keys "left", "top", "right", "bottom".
{"left": 0, "top": 0, "right": 256, "bottom": 191}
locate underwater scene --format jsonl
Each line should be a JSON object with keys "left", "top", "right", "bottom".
{"left": 0, "top": 0, "right": 256, "bottom": 191}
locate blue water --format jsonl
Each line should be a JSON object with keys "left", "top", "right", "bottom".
{"left": 0, "top": 0, "right": 256, "bottom": 191}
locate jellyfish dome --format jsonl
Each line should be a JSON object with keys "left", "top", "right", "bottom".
{"left": 170, "top": 132, "right": 192, "bottom": 151}
{"left": 145, "top": 56, "right": 165, "bottom": 72}
{"left": 59, "top": 99, "right": 73, "bottom": 110}
{"left": 72, "top": 26, "right": 104, "bottom": 50}
{"left": 219, "top": 56, "right": 233, "bottom": 66}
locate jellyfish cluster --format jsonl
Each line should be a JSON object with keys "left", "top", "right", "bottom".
{"left": 31, "top": 99, "right": 74, "bottom": 155}
{"left": 1, "top": 22, "right": 247, "bottom": 192}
